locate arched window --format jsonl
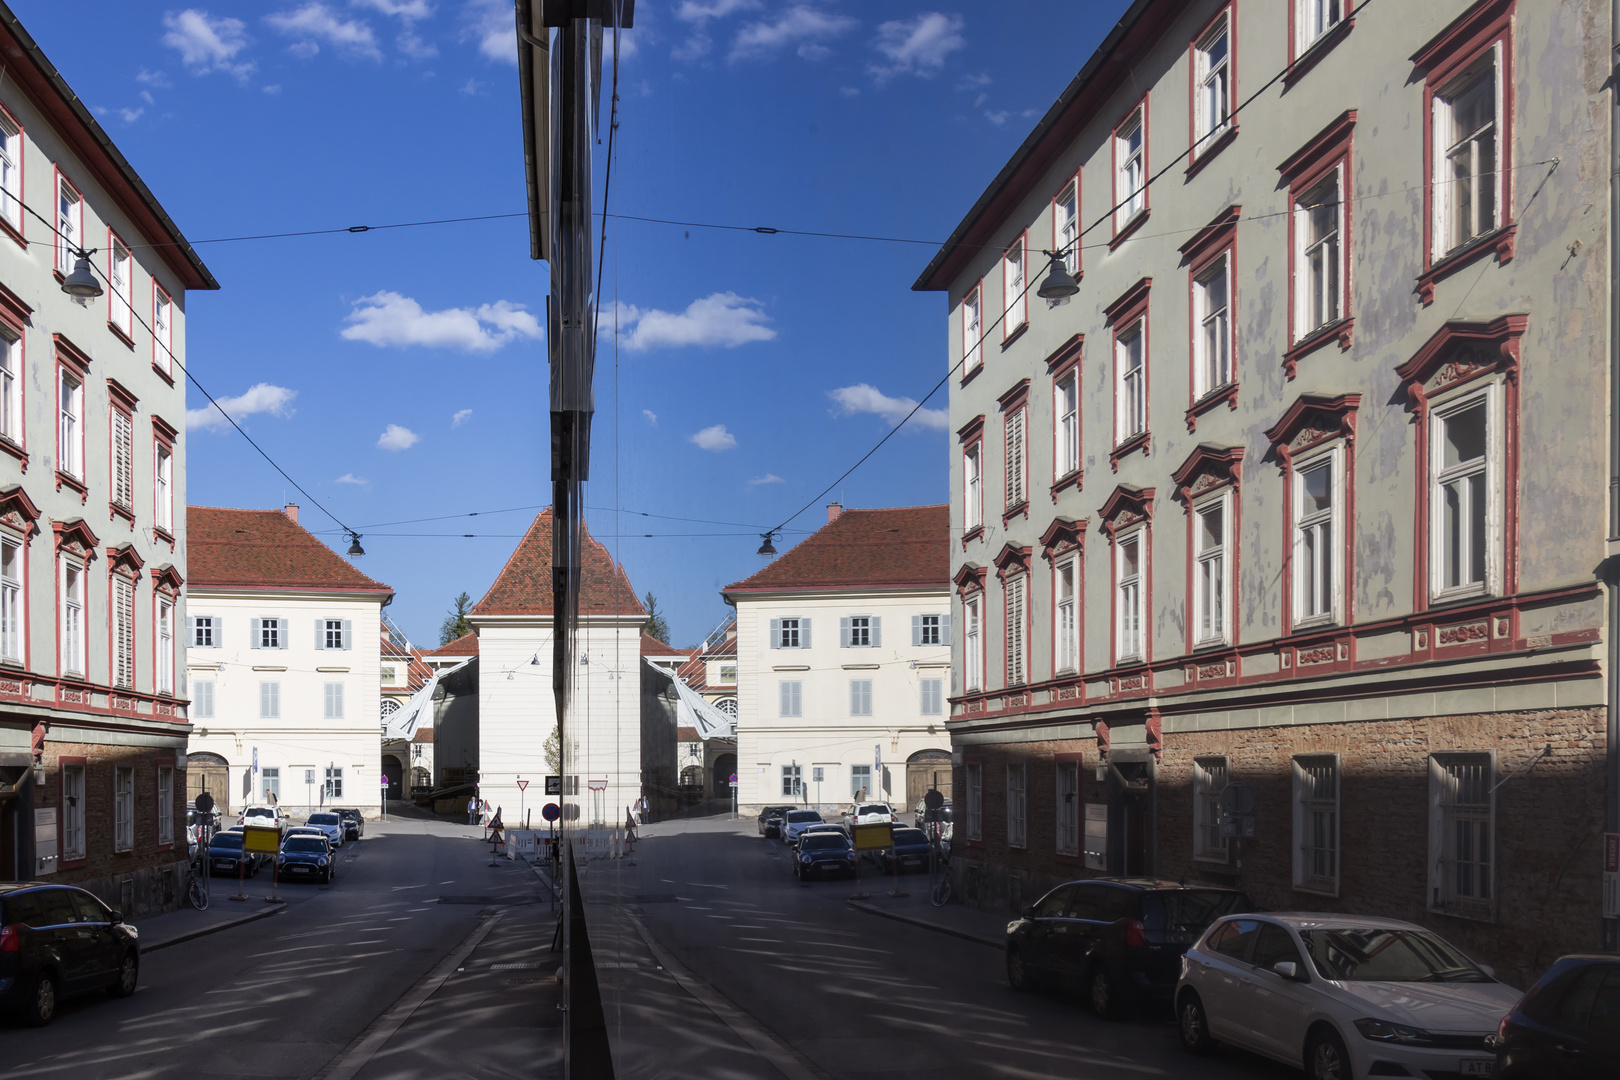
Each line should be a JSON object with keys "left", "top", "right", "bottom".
{"left": 716, "top": 697, "right": 738, "bottom": 717}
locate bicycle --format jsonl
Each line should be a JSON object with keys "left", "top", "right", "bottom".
{"left": 929, "top": 828, "right": 953, "bottom": 907}
{"left": 187, "top": 838, "right": 210, "bottom": 911}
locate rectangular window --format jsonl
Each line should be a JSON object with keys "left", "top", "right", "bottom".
{"left": 0, "top": 535, "right": 21, "bottom": 663}
{"left": 962, "top": 287, "right": 982, "bottom": 373}
{"left": 1297, "top": 0, "right": 1344, "bottom": 53}
{"left": 1006, "top": 763, "right": 1027, "bottom": 848}
{"left": 1115, "top": 107, "right": 1146, "bottom": 228}
{"left": 1002, "top": 236, "right": 1026, "bottom": 333}
{"left": 1194, "top": 496, "right": 1228, "bottom": 646}
{"left": 719, "top": 663, "right": 737, "bottom": 683}
{"left": 781, "top": 764, "right": 802, "bottom": 798}
{"left": 848, "top": 678, "right": 873, "bottom": 717}
{"left": 153, "top": 287, "right": 173, "bottom": 375}
{"left": 1194, "top": 756, "right": 1229, "bottom": 861}
{"left": 847, "top": 616, "right": 872, "bottom": 648}
{"left": 0, "top": 110, "right": 20, "bottom": 232}
{"left": 1432, "top": 49, "right": 1503, "bottom": 259}
{"left": 1294, "top": 450, "right": 1341, "bottom": 625}
{"left": 1434, "top": 394, "right": 1495, "bottom": 597}
{"left": 157, "top": 598, "right": 174, "bottom": 694}
{"left": 324, "top": 682, "right": 344, "bottom": 719}
{"left": 917, "top": 614, "right": 943, "bottom": 646}
{"left": 964, "top": 597, "right": 982, "bottom": 692}
{"left": 965, "top": 763, "right": 983, "bottom": 841}
{"left": 1116, "top": 322, "right": 1146, "bottom": 441}
{"left": 779, "top": 679, "right": 802, "bottom": 717}
{"left": 1004, "top": 408, "right": 1026, "bottom": 509}
{"left": 114, "top": 766, "right": 133, "bottom": 853}
{"left": 1116, "top": 533, "right": 1144, "bottom": 661}
{"left": 109, "top": 239, "right": 133, "bottom": 339}
{"left": 1430, "top": 752, "right": 1493, "bottom": 916}
{"left": 964, "top": 443, "right": 983, "bottom": 531}
{"left": 58, "top": 370, "right": 82, "bottom": 478}
{"left": 850, "top": 764, "right": 870, "bottom": 800}
{"left": 56, "top": 176, "right": 81, "bottom": 275}
{"left": 324, "top": 767, "right": 343, "bottom": 800}
{"left": 1293, "top": 754, "right": 1340, "bottom": 894}
{"left": 193, "top": 679, "right": 215, "bottom": 719}
{"left": 0, "top": 329, "right": 19, "bottom": 445}
{"left": 155, "top": 444, "right": 173, "bottom": 532}
{"left": 1055, "top": 557, "right": 1078, "bottom": 673}
{"left": 1056, "top": 760, "right": 1080, "bottom": 856}
{"left": 111, "top": 407, "right": 134, "bottom": 511}
{"left": 262, "top": 767, "right": 281, "bottom": 803}
{"left": 321, "top": 618, "right": 349, "bottom": 650}
{"left": 191, "top": 615, "right": 216, "bottom": 648}
{"left": 157, "top": 765, "right": 174, "bottom": 845}
{"left": 778, "top": 617, "right": 801, "bottom": 649}
{"left": 113, "top": 576, "right": 135, "bottom": 689}
{"left": 1193, "top": 15, "right": 1231, "bottom": 155}
{"left": 1055, "top": 371, "right": 1079, "bottom": 479}
{"left": 257, "top": 618, "right": 282, "bottom": 650}
{"left": 1193, "top": 256, "right": 1232, "bottom": 397}
{"left": 260, "top": 681, "right": 281, "bottom": 719}
{"left": 1054, "top": 179, "right": 1079, "bottom": 273}
{"left": 1296, "top": 170, "right": 1343, "bottom": 337}
{"left": 61, "top": 559, "right": 84, "bottom": 675}
{"left": 920, "top": 678, "right": 943, "bottom": 715}
{"left": 62, "top": 765, "right": 85, "bottom": 861}
{"left": 1004, "top": 575, "right": 1026, "bottom": 686}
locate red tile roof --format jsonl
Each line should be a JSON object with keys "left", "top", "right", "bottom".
{"left": 640, "top": 632, "right": 690, "bottom": 657}
{"left": 472, "top": 508, "right": 645, "bottom": 617}
{"left": 676, "top": 726, "right": 700, "bottom": 742}
{"left": 425, "top": 631, "right": 479, "bottom": 657}
{"left": 187, "top": 507, "right": 392, "bottom": 594}
{"left": 675, "top": 631, "right": 738, "bottom": 689}
{"left": 723, "top": 505, "right": 949, "bottom": 595}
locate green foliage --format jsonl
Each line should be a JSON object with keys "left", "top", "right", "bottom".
{"left": 643, "top": 592, "right": 671, "bottom": 644}
{"left": 439, "top": 591, "right": 473, "bottom": 645}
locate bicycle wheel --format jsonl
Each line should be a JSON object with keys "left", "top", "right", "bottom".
{"left": 931, "top": 866, "right": 953, "bottom": 907}
{"left": 188, "top": 871, "right": 208, "bottom": 911}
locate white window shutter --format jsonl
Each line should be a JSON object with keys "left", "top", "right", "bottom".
{"left": 801, "top": 619, "right": 811, "bottom": 648}
{"left": 770, "top": 618, "right": 781, "bottom": 649}
{"left": 278, "top": 621, "right": 289, "bottom": 650}
{"left": 840, "top": 617, "right": 851, "bottom": 648}
{"left": 314, "top": 619, "right": 325, "bottom": 650}
{"left": 779, "top": 681, "right": 789, "bottom": 715}
{"left": 250, "top": 617, "right": 260, "bottom": 649}
{"left": 871, "top": 617, "right": 881, "bottom": 647}
{"left": 342, "top": 619, "right": 352, "bottom": 650}
{"left": 941, "top": 613, "right": 952, "bottom": 645}
{"left": 912, "top": 615, "right": 922, "bottom": 646}
{"left": 216, "top": 618, "right": 222, "bottom": 650}
{"left": 186, "top": 616, "right": 196, "bottom": 644}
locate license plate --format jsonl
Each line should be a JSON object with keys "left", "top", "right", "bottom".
{"left": 290, "top": 866, "right": 309, "bottom": 873}
{"left": 213, "top": 860, "right": 233, "bottom": 869}
{"left": 1459, "top": 1059, "right": 1493, "bottom": 1077}
{"left": 903, "top": 857, "right": 923, "bottom": 865}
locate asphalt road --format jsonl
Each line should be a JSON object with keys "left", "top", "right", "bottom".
{"left": 626, "top": 814, "right": 1299, "bottom": 1080}
{"left": 1, "top": 812, "right": 548, "bottom": 1080}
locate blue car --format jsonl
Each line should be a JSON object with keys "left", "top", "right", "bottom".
{"left": 277, "top": 834, "right": 337, "bottom": 884}
{"left": 874, "top": 827, "right": 932, "bottom": 874}
{"left": 794, "top": 831, "right": 856, "bottom": 880}
{"left": 207, "top": 831, "right": 259, "bottom": 877}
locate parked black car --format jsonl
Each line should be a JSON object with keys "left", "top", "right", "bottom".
{"left": 873, "top": 827, "right": 932, "bottom": 874}
{"left": 1005, "top": 878, "right": 1250, "bottom": 1018}
{"left": 1493, "top": 954, "right": 1620, "bottom": 1079}
{"left": 794, "top": 831, "right": 857, "bottom": 880}
{"left": 333, "top": 808, "right": 365, "bottom": 841}
{"left": 0, "top": 884, "right": 139, "bottom": 1026}
{"left": 756, "top": 805, "right": 794, "bottom": 838}
{"left": 206, "top": 831, "right": 260, "bottom": 877}
{"left": 277, "top": 835, "right": 337, "bottom": 884}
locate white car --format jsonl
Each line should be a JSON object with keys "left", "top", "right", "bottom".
{"left": 779, "top": 809, "right": 823, "bottom": 846}
{"left": 303, "top": 812, "right": 345, "bottom": 848}
{"left": 842, "top": 802, "right": 895, "bottom": 830}
{"left": 238, "top": 805, "right": 287, "bottom": 835}
{"left": 1176, "top": 913, "right": 1519, "bottom": 1080}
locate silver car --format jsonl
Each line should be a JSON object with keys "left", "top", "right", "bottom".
{"left": 779, "top": 809, "right": 823, "bottom": 846}
{"left": 303, "top": 812, "right": 345, "bottom": 848}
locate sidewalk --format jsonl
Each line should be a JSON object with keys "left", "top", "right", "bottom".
{"left": 845, "top": 879, "right": 1010, "bottom": 948}
{"left": 135, "top": 891, "right": 289, "bottom": 952}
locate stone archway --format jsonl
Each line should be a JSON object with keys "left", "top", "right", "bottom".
{"left": 382, "top": 755, "right": 405, "bottom": 801}
{"left": 187, "top": 752, "right": 231, "bottom": 816}
{"left": 905, "top": 748, "right": 952, "bottom": 813}
{"left": 711, "top": 753, "right": 737, "bottom": 798}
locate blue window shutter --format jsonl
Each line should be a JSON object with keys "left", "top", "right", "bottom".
{"left": 941, "top": 613, "right": 952, "bottom": 645}
{"left": 314, "top": 619, "right": 325, "bottom": 650}
{"left": 912, "top": 615, "right": 921, "bottom": 646}
{"left": 250, "top": 618, "right": 260, "bottom": 649}
{"left": 801, "top": 619, "right": 811, "bottom": 649}
{"left": 871, "top": 617, "right": 881, "bottom": 648}
{"left": 769, "top": 618, "right": 781, "bottom": 649}
{"left": 840, "top": 617, "right": 851, "bottom": 648}
{"left": 342, "top": 620, "right": 353, "bottom": 650}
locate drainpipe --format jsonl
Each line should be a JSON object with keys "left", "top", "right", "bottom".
{"left": 1606, "top": 0, "right": 1620, "bottom": 954}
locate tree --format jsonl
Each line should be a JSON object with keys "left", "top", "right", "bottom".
{"left": 643, "top": 591, "right": 671, "bottom": 644}
{"left": 544, "top": 724, "right": 561, "bottom": 774}
{"left": 439, "top": 591, "right": 473, "bottom": 645}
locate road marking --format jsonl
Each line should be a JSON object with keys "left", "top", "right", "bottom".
{"left": 310, "top": 911, "right": 503, "bottom": 1080}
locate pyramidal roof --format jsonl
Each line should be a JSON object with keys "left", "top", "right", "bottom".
{"left": 472, "top": 508, "right": 645, "bottom": 618}
{"left": 724, "top": 505, "right": 949, "bottom": 595}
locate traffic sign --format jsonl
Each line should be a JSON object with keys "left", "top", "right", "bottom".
{"left": 729, "top": 773, "right": 737, "bottom": 783}
{"left": 194, "top": 792, "right": 215, "bottom": 814}
{"left": 380, "top": 775, "right": 390, "bottom": 787}
{"left": 587, "top": 779, "right": 607, "bottom": 791}
{"left": 545, "top": 775, "right": 562, "bottom": 795}
{"left": 1220, "top": 782, "right": 1255, "bottom": 815}
{"left": 516, "top": 779, "right": 530, "bottom": 792}
{"left": 924, "top": 788, "right": 944, "bottom": 811}
{"left": 542, "top": 802, "right": 561, "bottom": 822}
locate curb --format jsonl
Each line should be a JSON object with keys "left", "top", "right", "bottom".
{"left": 846, "top": 900, "right": 1003, "bottom": 949}
{"left": 142, "top": 903, "right": 287, "bottom": 953}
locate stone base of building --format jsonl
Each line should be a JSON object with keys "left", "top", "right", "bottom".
{"left": 52, "top": 854, "right": 191, "bottom": 920}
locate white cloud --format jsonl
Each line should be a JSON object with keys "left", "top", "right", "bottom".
{"left": 731, "top": 5, "right": 855, "bottom": 62}
{"left": 341, "top": 291, "right": 542, "bottom": 352}
{"left": 642, "top": 409, "right": 658, "bottom": 427}
{"left": 748, "top": 473, "right": 784, "bottom": 485}
{"left": 117, "top": 107, "right": 146, "bottom": 124}
{"left": 397, "top": 29, "right": 437, "bottom": 58}
{"left": 676, "top": 0, "right": 761, "bottom": 20}
{"left": 838, "top": 86, "right": 860, "bottom": 98}
{"left": 828, "top": 383, "right": 948, "bottom": 431}
{"left": 186, "top": 383, "right": 297, "bottom": 432}
{"left": 459, "top": 77, "right": 484, "bottom": 95}
{"left": 451, "top": 408, "right": 472, "bottom": 427}
{"left": 956, "top": 71, "right": 991, "bottom": 91}
{"left": 612, "top": 292, "right": 775, "bottom": 351}
{"left": 377, "top": 423, "right": 420, "bottom": 451}
{"left": 267, "top": 3, "right": 382, "bottom": 60}
{"left": 140, "top": 90, "right": 156, "bottom": 105}
{"left": 691, "top": 424, "right": 737, "bottom": 451}
{"left": 464, "top": 0, "right": 515, "bottom": 64}
{"left": 162, "top": 9, "right": 257, "bottom": 81}
{"left": 671, "top": 30, "right": 712, "bottom": 61}
{"left": 263, "top": 83, "right": 283, "bottom": 94}
{"left": 353, "top": 0, "right": 434, "bottom": 17}
{"left": 336, "top": 472, "right": 369, "bottom": 485}
{"left": 868, "top": 12, "right": 963, "bottom": 81}
{"left": 136, "top": 68, "right": 173, "bottom": 88}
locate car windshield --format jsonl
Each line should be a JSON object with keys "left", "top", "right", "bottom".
{"left": 892, "top": 828, "right": 927, "bottom": 844}
{"left": 1142, "top": 890, "right": 1248, "bottom": 932}
{"left": 1298, "top": 928, "right": 1491, "bottom": 982}
{"left": 210, "top": 833, "right": 244, "bottom": 850}
{"left": 786, "top": 811, "right": 820, "bottom": 823}
{"left": 284, "top": 837, "right": 326, "bottom": 853}
{"left": 308, "top": 814, "right": 339, "bottom": 825}
{"left": 801, "top": 833, "right": 848, "bottom": 850}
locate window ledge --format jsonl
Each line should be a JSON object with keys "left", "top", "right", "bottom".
{"left": 1001, "top": 499, "right": 1029, "bottom": 526}
{"left": 1417, "top": 225, "right": 1516, "bottom": 306}
{"left": 1185, "top": 126, "right": 1239, "bottom": 181}
{"left": 961, "top": 524, "right": 985, "bottom": 548}
{"left": 1429, "top": 903, "right": 1495, "bottom": 924}
{"left": 1000, "top": 321, "right": 1029, "bottom": 350}
{"left": 960, "top": 361, "right": 983, "bottom": 387}
{"left": 1109, "top": 208, "right": 1151, "bottom": 251}
{"left": 151, "top": 362, "right": 174, "bottom": 386}
{"left": 1050, "top": 469, "right": 1082, "bottom": 502}
{"left": 1282, "top": 317, "right": 1353, "bottom": 378}
{"left": 1185, "top": 383, "right": 1239, "bottom": 431}
{"left": 153, "top": 526, "right": 175, "bottom": 550}
{"left": 108, "top": 322, "right": 135, "bottom": 350}
{"left": 1109, "top": 430, "right": 1150, "bottom": 472}
{"left": 1193, "top": 852, "right": 1232, "bottom": 865}
{"left": 111, "top": 502, "right": 134, "bottom": 525}
{"left": 1428, "top": 585, "right": 1493, "bottom": 610}
{"left": 0, "top": 436, "right": 26, "bottom": 472}
{"left": 1292, "top": 882, "right": 1340, "bottom": 898}
{"left": 55, "top": 470, "right": 88, "bottom": 503}
{"left": 0, "top": 217, "right": 25, "bottom": 249}
{"left": 1283, "top": 18, "right": 1355, "bottom": 90}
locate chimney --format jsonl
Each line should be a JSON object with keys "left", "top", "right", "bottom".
{"left": 283, "top": 503, "right": 299, "bottom": 524}
{"left": 826, "top": 502, "right": 843, "bottom": 523}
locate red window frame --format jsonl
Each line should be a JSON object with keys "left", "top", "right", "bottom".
{"left": 0, "top": 98, "right": 26, "bottom": 249}
{"left": 107, "top": 378, "right": 138, "bottom": 524}
{"left": 958, "top": 414, "right": 986, "bottom": 545}
{"left": 0, "top": 486, "right": 39, "bottom": 670}
{"left": 1180, "top": 206, "right": 1241, "bottom": 429}
{"left": 954, "top": 564, "right": 988, "bottom": 695}
{"left": 1264, "top": 393, "right": 1362, "bottom": 636}
{"left": 1278, "top": 110, "right": 1355, "bottom": 376}
{"left": 961, "top": 281, "right": 984, "bottom": 381}
{"left": 1104, "top": 277, "right": 1152, "bottom": 470}
{"left": 152, "top": 282, "right": 174, "bottom": 382}
{"left": 1186, "top": 2, "right": 1238, "bottom": 175}
{"left": 1284, "top": 0, "right": 1355, "bottom": 88}
{"left": 154, "top": 757, "right": 176, "bottom": 850}
{"left": 1171, "top": 445, "right": 1244, "bottom": 654}
{"left": 53, "top": 334, "right": 92, "bottom": 502}
{"left": 106, "top": 229, "right": 135, "bottom": 346}
{"left": 1050, "top": 167, "right": 1083, "bottom": 277}
{"left": 998, "top": 379, "right": 1031, "bottom": 523}
{"left": 106, "top": 545, "right": 144, "bottom": 693}
{"left": 994, "top": 544, "right": 1033, "bottom": 688}
{"left": 1002, "top": 231, "right": 1028, "bottom": 343}
{"left": 0, "top": 281, "right": 30, "bottom": 468}
{"left": 152, "top": 565, "right": 182, "bottom": 697}
{"left": 1099, "top": 485, "right": 1155, "bottom": 668}
{"left": 52, "top": 168, "right": 82, "bottom": 277}
{"left": 1040, "top": 517, "right": 1087, "bottom": 680}
{"left": 1047, "top": 334, "right": 1083, "bottom": 498}
{"left": 1109, "top": 94, "right": 1150, "bottom": 248}
{"left": 152, "top": 416, "right": 177, "bottom": 542}
{"left": 1054, "top": 750, "right": 1086, "bottom": 864}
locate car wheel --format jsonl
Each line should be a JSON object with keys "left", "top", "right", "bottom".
{"left": 109, "top": 951, "right": 139, "bottom": 998}
{"left": 1177, "top": 992, "right": 1215, "bottom": 1054}
{"left": 1306, "top": 1028, "right": 1351, "bottom": 1080}
{"left": 23, "top": 971, "right": 57, "bottom": 1026}
{"left": 1007, "top": 947, "right": 1033, "bottom": 992}
{"left": 1089, "top": 966, "right": 1120, "bottom": 1019}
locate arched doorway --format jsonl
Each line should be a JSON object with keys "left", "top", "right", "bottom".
{"left": 711, "top": 753, "right": 737, "bottom": 798}
{"left": 187, "top": 752, "right": 231, "bottom": 816}
{"left": 906, "top": 748, "right": 952, "bottom": 813}
{"left": 382, "top": 755, "right": 405, "bottom": 801}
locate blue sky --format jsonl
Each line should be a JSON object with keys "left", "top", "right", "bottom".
{"left": 13, "top": 0, "right": 1128, "bottom": 648}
